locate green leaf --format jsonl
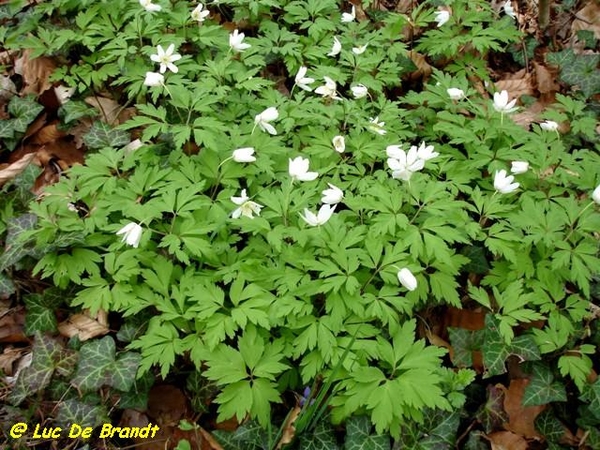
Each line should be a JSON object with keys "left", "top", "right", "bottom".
{"left": 299, "top": 422, "right": 340, "bottom": 450}
{"left": 8, "top": 95, "right": 43, "bottom": 121}
{"left": 345, "top": 415, "right": 391, "bottom": 450}
{"left": 0, "top": 271, "right": 15, "bottom": 298}
{"left": 71, "top": 336, "right": 115, "bottom": 391}
{"left": 83, "top": 121, "right": 130, "bottom": 149}
{"left": 582, "top": 379, "right": 600, "bottom": 421}
{"left": 0, "top": 213, "right": 38, "bottom": 271}
{"left": 448, "top": 327, "right": 483, "bottom": 368}
{"left": 55, "top": 398, "right": 106, "bottom": 428}
{"left": 23, "top": 293, "right": 57, "bottom": 335}
{"left": 522, "top": 363, "right": 567, "bottom": 406}
{"left": 110, "top": 352, "right": 142, "bottom": 392}
{"left": 558, "top": 353, "right": 593, "bottom": 392}
{"left": 8, "top": 332, "right": 61, "bottom": 405}
{"left": 59, "top": 100, "right": 98, "bottom": 123}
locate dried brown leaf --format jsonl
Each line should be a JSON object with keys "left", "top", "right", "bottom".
{"left": 572, "top": 3, "right": 600, "bottom": 40}
{"left": 57, "top": 310, "right": 109, "bottom": 341}
{"left": 276, "top": 406, "right": 302, "bottom": 449}
{"left": 14, "top": 50, "right": 56, "bottom": 96}
{"left": 84, "top": 96, "right": 134, "bottom": 125}
{"left": 533, "top": 62, "right": 560, "bottom": 94}
{"left": 407, "top": 51, "right": 432, "bottom": 80}
{"left": 0, "top": 152, "right": 36, "bottom": 186}
{"left": 486, "top": 431, "right": 528, "bottom": 450}
{"left": 29, "top": 123, "right": 67, "bottom": 145}
{"left": 495, "top": 69, "right": 534, "bottom": 99}
{"left": 200, "top": 427, "right": 225, "bottom": 450}
{"left": 503, "top": 378, "right": 545, "bottom": 439}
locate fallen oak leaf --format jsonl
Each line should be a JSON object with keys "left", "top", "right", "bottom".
{"left": 0, "top": 152, "right": 36, "bottom": 186}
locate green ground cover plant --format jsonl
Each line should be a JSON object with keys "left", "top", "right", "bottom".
{"left": 1, "top": 0, "right": 600, "bottom": 448}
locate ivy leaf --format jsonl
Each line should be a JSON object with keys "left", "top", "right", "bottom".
{"left": 72, "top": 336, "right": 115, "bottom": 391}
{"left": 8, "top": 332, "right": 62, "bottom": 405}
{"left": 345, "top": 415, "right": 391, "bottom": 450}
{"left": 0, "top": 213, "right": 38, "bottom": 271}
{"left": 535, "top": 410, "right": 566, "bottom": 450}
{"left": 83, "top": 121, "right": 130, "bottom": 149}
{"left": 448, "top": 327, "right": 483, "bottom": 368}
{"left": 0, "top": 271, "right": 15, "bottom": 298}
{"left": 522, "top": 363, "right": 567, "bottom": 406}
{"left": 59, "top": 100, "right": 98, "bottom": 124}
{"left": 23, "top": 293, "right": 57, "bottom": 335}
{"left": 8, "top": 95, "right": 43, "bottom": 122}
{"left": 55, "top": 398, "right": 106, "bottom": 428}
{"left": 581, "top": 379, "right": 600, "bottom": 421}
{"left": 548, "top": 49, "right": 600, "bottom": 98}
{"left": 109, "top": 352, "right": 142, "bottom": 392}
{"left": 299, "top": 422, "right": 340, "bottom": 450}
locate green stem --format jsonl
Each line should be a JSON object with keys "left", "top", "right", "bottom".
{"left": 565, "top": 201, "right": 595, "bottom": 242}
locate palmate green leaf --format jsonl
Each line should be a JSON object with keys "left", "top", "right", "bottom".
{"left": 55, "top": 398, "right": 106, "bottom": 428}
{"left": 83, "top": 121, "right": 130, "bottom": 149}
{"left": 299, "top": 422, "right": 340, "bottom": 450}
{"left": 522, "top": 363, "right": 567, "bottom": 406}
{"left": 558, "top": 353, "right": 593, "bottom": 392}
{"left": 345, "top": 415, "right": 391, "bottom": 450}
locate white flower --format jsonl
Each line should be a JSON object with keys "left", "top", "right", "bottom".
{"left": 150, "top": 44, "right": 182, "bottom": 74}
{"left": 54, "top": 85, "right": 76, "bottom": 105}
{"left": 254, "top": 107, "right": 279, "bottom": 135}
{"left": 447, "top": 88, "right": 464, "bottom": 100}
{"left": 231, "top": 189, "right": 263, "bottom": 219}
{"left": 494, "top": 169, "right": 520, "bottom": 194}
{"left": 300, "top": 204, "right": 336, "bottom": 226}
{"left": 397, "top": 268, "right": 417, "bottom": 291}
{"left": 144, "top": 71, "right": 164, "bottom": 87}
{"left": 351, "top": 84, "right": 368, "bottom": 99}
{"left": 294, "top": 66, "right": 314, "bottom": 91}
{"left": 387, "top": 146, "right": 425, "bottom": 181}
{"left": 327, "top": 36, "right": 342, "bottom": 57}
{"left": 321, "top": 183, "right": 344, "bottom": 204}
{"left": 332, "top": 135, "right": 345, "bottom": 153}
{"left": 434, "top": 10, "right": 450, "bottom": 27}
{"left": 116, "top": 222, "right": 143, "bottom": 248}
{"left": 510, "top": 161, "right": 529, "bottom": 174}
{"left": 232, "top": 147, "right": 256, "bottom": 163}
{"left": 593, "top": 185, "right": 600, "bottom": 205}
{"left": 314, "top": 76, "right": 341, "bottom": 100}
{"left": 540, "top": 120, "right": 558, "bottom": 131}
{"left": 493, "top": 90, "right": 518, "bottom": 114}
{"left": 503, "top": 0, "right": 516, "bottom": 18}
{"left": 386, "top": 145, "right": 404, "bottom": 159}
{"left": 352, "top": 44, "right": 367, "bottom": 55}
{"left": 67, "top": 203, "right": 78, "bottom": 213}
{"left": 229, "top": 29, "right": 251, "bottom": 52}
{"left": 368, "top": 117, "right": 386, "bottom": 135}
{"left": 415, "top": 141, "right": 439, "bottom": 161}
{"left": 191, "top": 3, "right": 210, "bottom": 22}
{"left": 341, "top": 5, "right": 356, "bottom": 23}
{"left": 123, "top": 139, "right": 144, "bottom": 153}
{"left": 140, "top": 0, "right": 161, "bottom": 12}
{"left": 289, "top": 156, "right": 318, "bottom": 182}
